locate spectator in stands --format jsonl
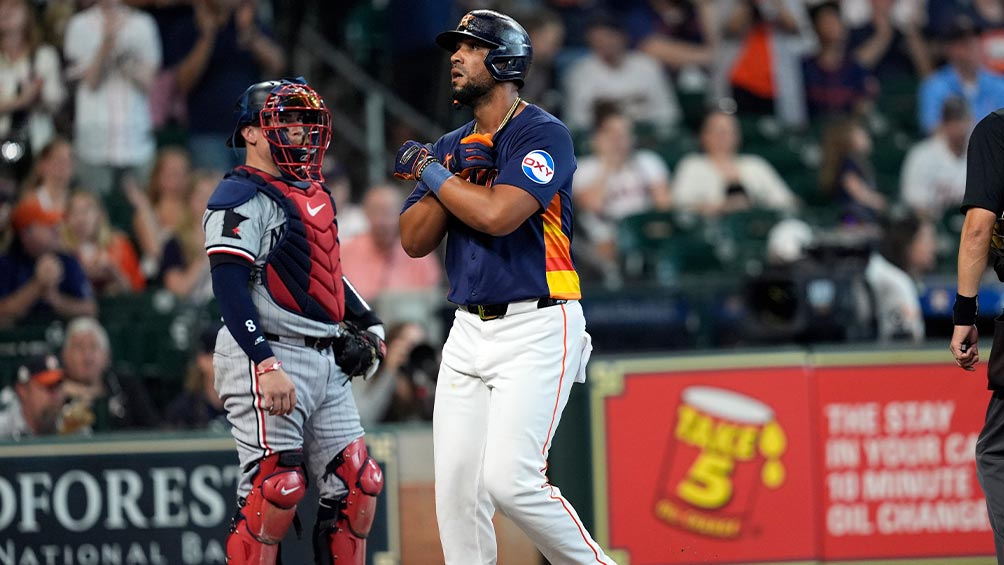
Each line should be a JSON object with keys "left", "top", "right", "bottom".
{"left": 40, "top": 0, "right": 74, "bottom": 54}
{"left": 973, "top": 0, "right": 1004, "bottom": 75}
{"left": 340, "top": 184, "right": 442, "bottom": 303}
{"left": 900, "top": 96, "right": 971, "bottom": 220}
{"left": 0, "top": 353, "right": 65, "bottom": 440}
{"left": 0, "top": 0, "right": 66, "bottom": 186}
{"left": 62, "top": 191, "right": 145, "bottom": 295}
{"left": 627, "top": 0, "right": 716, "bottom": 76}
{"left": 127, "top": 146, "right": 193, "bottom": 279}
{"left": 59, "top": 316, "right": 159, "bottom": 433}
{"left": 326, "top": 160, "right": 367, "bottom": 244}
{"left": 157, "top": 169, "right": 214, "bottom": 304}
{"left": 63, "top": 0, "right": 162, "bottom": 195}
{"left": 563, "top": 11, "right": 681, "bottom": 133}
{"left": 918, "top": 14, "right": 1004, "bottom": 134}
{"left": 672, "top": 110, "right": 799, "bottom": 217}
{"left": 0, "top": 195, "right": 96, "bottom": 326}
{"left": 174, "top": 0, "right": 285, "bottom": 170}
{"left": 352, "top": 321, "right": 436, "bottom": 427}
{"left": 819, "top": 117, "right": 888, "bottom": 228}
{"left": 23, "top": 137, "right": 74, "bottom": 217}
{"left": 846, "top": 0, "right": 932, "bottom": 81}
{"left": 573, "top": 102, "right": 673, "bottom": 265}
{"left": 516, "top": 7, "right": 565, "bottom": 116}
{"left": 163, "top": 325, "right": 226, "bottom": 430}
{"left": 864, "top": 208, "right": 933, "bottom": 342}
{"left": 766, "top": 217, "right": 814, "bottom": 266}
{"left": 710, "top": 0, "right": 816, "bottom": 130}
{"left": 887, "top": 206, "right": 938, "bottom": 280}
{"left": 802, "top": 1, "right": 878, "bottom": 119}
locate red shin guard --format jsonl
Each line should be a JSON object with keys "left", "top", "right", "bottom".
{"left": 312, "top": 438, "right": 384, "bottom": 565}
{"left": 227, "top": 451, "right": 307, "bottom": 564}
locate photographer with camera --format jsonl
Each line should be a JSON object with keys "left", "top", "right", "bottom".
{"left": 749, "top": 206, "right": 934, "bottom": 346}
{"left": 352, "top": 321, "right": 438, "bottom": 427}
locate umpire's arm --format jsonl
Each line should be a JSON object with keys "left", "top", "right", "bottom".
{"left": 958, "top": 209, "right": 995, "bottom": 298}
{"left": 952, "top": 207, "right": 994, "bottom": 370}
{"left": 952, "top": 112, "right": 1004, "bottom": 370}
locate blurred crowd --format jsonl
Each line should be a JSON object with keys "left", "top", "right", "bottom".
{"left": 0, "top": 0, "right": 998, "bottom": 440}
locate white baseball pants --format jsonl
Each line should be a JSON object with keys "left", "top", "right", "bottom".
{"left": 433, "top": 300, "right": 617, "bottom": 565}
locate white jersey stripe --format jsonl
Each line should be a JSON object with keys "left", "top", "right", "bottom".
{"left": 208, "top": 245, "right": 256, "bottom": 262}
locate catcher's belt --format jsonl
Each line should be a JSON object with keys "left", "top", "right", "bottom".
{"left": 263, "top": 330, "right": 344, "bottom": 351}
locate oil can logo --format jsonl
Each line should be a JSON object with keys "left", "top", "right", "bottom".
{"left": 654, "top": 386, "right": 788, "bottom": 538}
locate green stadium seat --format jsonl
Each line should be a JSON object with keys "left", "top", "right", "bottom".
{"left": 786, "top": 169, "right": 827, "bottom": 207}
{"left": 875, "top": 75, "right": 921, "bottom": 138}
{"left": 618, "top": 211, "right": 722, "bottom": 284}
{"left": 677, "top": 90, "right": 707, "bottom": 132}
{"left": 99, "top": 291, "right": 197, "bottom": 381}
{"left": 801, "top": 205, "right": 844, "bottom": 230}
{"left": 936, "top": 208, "right": 965, "bottom": 274}
{"left": 716, "top": 208, "right": 785, "bottom": 275}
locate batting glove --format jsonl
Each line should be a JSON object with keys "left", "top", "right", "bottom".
{"left": 394, "top": 141, "right": 439, "bottom": 182}
{"left": 453, "top": 133, "right": 494, "bottom": 177}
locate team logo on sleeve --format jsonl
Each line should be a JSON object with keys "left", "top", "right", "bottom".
{"left": 522, "top": 150, "right": 555, "bottom": 184}
{"left": 222, "top": 209, "right": 249, "bottom": 239}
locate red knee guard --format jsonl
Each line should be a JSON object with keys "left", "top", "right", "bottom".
{"left": 227, "top": 450, "right": 307, "bottom": 564}
{"left": 312, "top": 438, "right": 384, "bottom": 565}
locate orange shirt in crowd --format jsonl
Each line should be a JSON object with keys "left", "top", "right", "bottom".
{"left": 340, "top": 233, "right": 442, "bottom": 302}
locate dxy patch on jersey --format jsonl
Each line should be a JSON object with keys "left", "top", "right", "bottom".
{"left": 522, "top": 150, "right": 554, "bottom": 184}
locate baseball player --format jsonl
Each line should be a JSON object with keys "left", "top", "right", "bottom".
{"left": 205, "top": 77, "right": 385, "bottom": 565}
{"left": 396, "top": 10, "right": 618, "bottom": 565}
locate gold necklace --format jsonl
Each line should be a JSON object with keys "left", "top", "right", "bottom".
{"left": 473, "top": 97, "right": 522, "bottom": 135}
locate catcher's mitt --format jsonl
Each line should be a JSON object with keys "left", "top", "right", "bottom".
{"left": 333, "top": 322, "right": 386, "bottom": 379}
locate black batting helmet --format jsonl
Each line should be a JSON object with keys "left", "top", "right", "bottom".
{"left": 436, "top": 10, "right": 532, "bottom": 87}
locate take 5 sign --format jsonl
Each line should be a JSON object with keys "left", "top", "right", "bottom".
{"left": 588, "top": 351, "right": 993, "bottom": 564}
{"left": 590, "top": 354, "right": 817, "bottom": 565}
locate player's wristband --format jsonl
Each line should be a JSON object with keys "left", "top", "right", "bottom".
{"left": 255, "top": 360, "right": 282, "bottom": 377}
{"left": 418, "top": 162, "right": 452, "bottom": 195}
{"left": 953, "top": 293, "right": 978, "bottom": 326}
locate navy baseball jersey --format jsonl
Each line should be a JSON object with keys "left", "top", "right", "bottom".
{"left": 402, "top": 104, "right": 580, "bottom": 305}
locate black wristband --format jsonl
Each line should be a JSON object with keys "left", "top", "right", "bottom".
{"left": 415, "top": 157, "right": 440, "bottom": 182}
{"left": 953, "top": 293, "right": 979, "bottom": 326}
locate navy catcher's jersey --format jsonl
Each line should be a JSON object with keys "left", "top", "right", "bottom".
{"left": 403, "top": 104, "right": 580, "bottom": 305}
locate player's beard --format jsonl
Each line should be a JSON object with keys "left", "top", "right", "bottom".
{"left": 452, "top": 75, "right": 494, "bottom": 108}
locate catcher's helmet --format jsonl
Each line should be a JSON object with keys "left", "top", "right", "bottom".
{"left": 227, "top": 79, "right": 281, "bottom": 148}
{"left": 436, "top": 10, "right": 532, "bottom": 87}
{"left": 227, "top": 77, "right": 332, "bottom": 182}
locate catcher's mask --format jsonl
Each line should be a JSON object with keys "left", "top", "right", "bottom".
{"left": 228, "top": 78, "right": 331, "bottom": 183}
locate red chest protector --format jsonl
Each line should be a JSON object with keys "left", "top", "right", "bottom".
{"left": 242, "top": 167, "right": 345, "bottom": 323}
